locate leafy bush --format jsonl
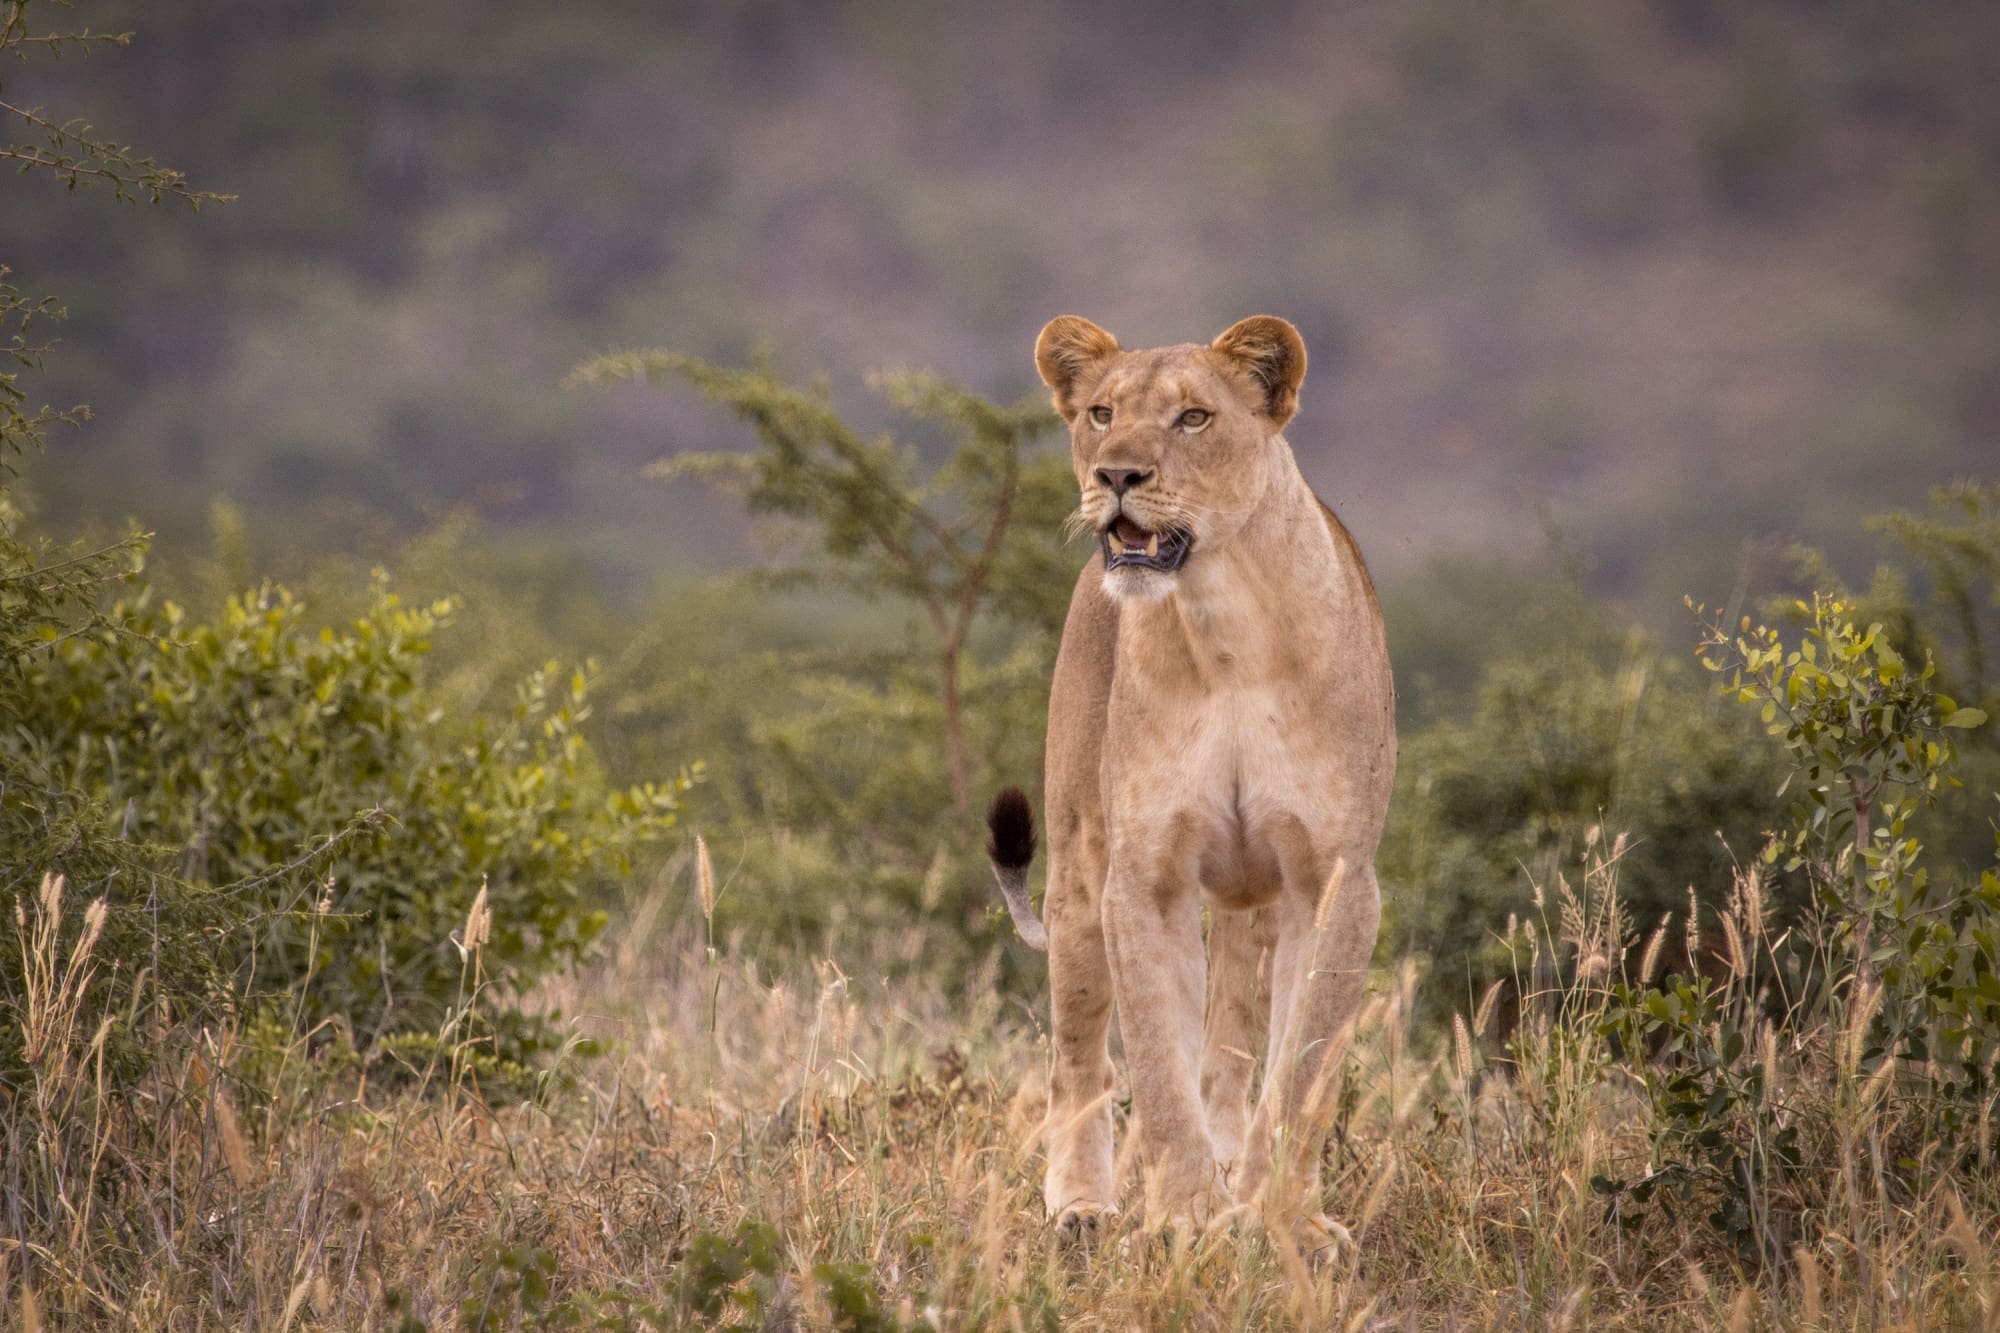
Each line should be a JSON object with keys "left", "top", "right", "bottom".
{"left": 1783, "top": 481, "right": 2000, "bottom": 867}
{"left": 3, "top": 281, "right": 234, "bottom": 1089}
{"left": 24, "top": 574, "right": 689, "bottom": 1042}
{"left": 1595, "top": 593, "right": 1996, "bottom": 1262}
{"left": 1710, "top": 594, "right": 1993, "bottom": 1089}
{"left": 1382, "top": 638, "right": 1783, "bottom": 1016}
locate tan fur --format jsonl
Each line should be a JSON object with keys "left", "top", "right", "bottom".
{"left": 1021, "top": 315, "right": 1396, "bottom": 1238}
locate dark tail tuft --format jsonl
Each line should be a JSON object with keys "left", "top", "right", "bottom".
{"left": 986, "top": 786, "right": 1036, "bottom": 871}
{"left": 985, "top": 787, "right": 1046, "bottom": 950}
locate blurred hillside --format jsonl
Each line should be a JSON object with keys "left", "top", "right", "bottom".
{"left": 4, "top": 0, "right": 1998, "bottom": 610}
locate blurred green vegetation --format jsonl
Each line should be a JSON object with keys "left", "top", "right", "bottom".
{"left": 565, "top": 349, "right": 1075, "bottom": 975}
{"left": 1380, "top": 485, "right": 2000, "bottom": 1016}
{"left": 2, "top": 10, "right": 685, "bottom": 1099}
{"left": 3, "top": 492, "right": 689, "bottom": 1082}
{"left": 1381, "top": 629, "right": 1785, "bottom": 1016}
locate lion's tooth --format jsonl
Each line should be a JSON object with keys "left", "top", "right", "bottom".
{"left": 1108, "top": 532, "right": 1125, "bottom": 555}
{"left": 1146, "top": 533, "right": 1159, "bottom": 558}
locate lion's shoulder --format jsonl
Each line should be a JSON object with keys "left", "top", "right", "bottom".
{"left": 1315, "top": 496, "right": 1383, "bottom": 622}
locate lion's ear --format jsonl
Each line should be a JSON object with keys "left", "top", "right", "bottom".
{"left": 1034, "top": 316, "right": 1120, "bottom": 422}
{"left": 1212, "top": 315, "right": 1307, "bottom": 428}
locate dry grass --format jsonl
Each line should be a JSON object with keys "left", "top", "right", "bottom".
{"left": 7, "top": 859, "right": 2000, "bottom": 1330}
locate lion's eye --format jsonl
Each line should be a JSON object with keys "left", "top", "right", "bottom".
{"left": 1178, "top": 408, "right": 1211, "bottom": 432}
{"left": 1088, "top": 405, "right": 1113, "bottom": 428}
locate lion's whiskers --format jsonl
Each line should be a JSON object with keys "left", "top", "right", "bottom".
{"left": 1148, "top": 491, "right": 1250, "bottom": 522}
{"left": 1062, "top": 506, "right": 1102, "bottom": 542}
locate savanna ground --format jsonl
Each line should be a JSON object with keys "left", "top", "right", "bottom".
{"left": 15, "top": 837, "right": 2000, "bottom": 1331}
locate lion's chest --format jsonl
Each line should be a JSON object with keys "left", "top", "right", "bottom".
{"left": 1103, "top": 678, "right": 1346, "bottom": 909}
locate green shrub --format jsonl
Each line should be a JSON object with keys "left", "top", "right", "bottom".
{"left": 1782, "top": 481, "right": 2000, "bottom": 868}
{"left": 24, "top": 574, "right": 689, "bottom": 1042}
{"left": 2, "top": 8, "right": 246, "bottom": 1095}
{"left": 1712, "top": 594, "right": 1993, "bottom": 1091}
{"left": 1382, "top": 640, "right": 1783, "bottom": 1015}
{"left": 1596, "top": 593, "right": 1996, "bottom": 1262}
{"left": 3, "top": 281, "right": 232, "bottom": 1090}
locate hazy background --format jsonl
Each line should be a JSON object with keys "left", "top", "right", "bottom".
{"left": 9, "top": 0, "right": 1997, "bottom": 622}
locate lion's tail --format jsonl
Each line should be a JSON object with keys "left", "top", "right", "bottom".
{"left": 986, "top": 787, "right": 1047, "bottom": 951}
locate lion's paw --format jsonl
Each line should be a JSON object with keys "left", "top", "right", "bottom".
{"left": 1291, "top": 1211, "right": 1353, "bottom": 1267}
{"left": 1210, "top": 1204, "right": 1353, "bottom": 1267}
{"left": 1053, "top": 1204, "right": 1116, "bottom": 1252}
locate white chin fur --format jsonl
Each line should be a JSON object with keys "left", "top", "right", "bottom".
{"left": 1101, "top": 566, "right": 1177, "bottom": 604}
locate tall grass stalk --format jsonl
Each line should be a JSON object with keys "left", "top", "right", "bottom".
{"left": 8, "top": 836, "right": 2000, "bottom": 1325}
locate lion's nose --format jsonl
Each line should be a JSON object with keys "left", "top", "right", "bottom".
{"left": 1094, "top": 466, "right": 1152, "bottom": 495}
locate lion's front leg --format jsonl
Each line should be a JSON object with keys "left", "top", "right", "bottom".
{"left": 1237, "top": 854, "right": 1381, "bottom": 1211}
{"left": 1201, "top": 904, "right": 1274, "bottom": 1192}
{"left": 1101, "top": 860, "right": 1219, "bottom": 1230}
{"left": 1043, "top": 829, "right": 1117, "bottom": 1238}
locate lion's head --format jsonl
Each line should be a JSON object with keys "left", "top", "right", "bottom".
{"left": 1033, "top": 315, "right": 1308, "bottom": 602}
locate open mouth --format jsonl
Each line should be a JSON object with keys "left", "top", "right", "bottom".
{"left": 1100, "top": 515, "right": 1193, "bottom": 574}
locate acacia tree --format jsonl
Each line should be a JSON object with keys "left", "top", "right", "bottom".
{"left": 1, "top": 1, "right": 229, "bottom": 204}
{"left": 3, "top": 0, "right": 230, "bottom": 625}
{"left": 569, "top": 351, "right": 1075, "bottom": 818}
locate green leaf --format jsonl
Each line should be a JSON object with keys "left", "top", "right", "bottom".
{"left": 1942, "top": 708, "right": 1988, "bottom": 730}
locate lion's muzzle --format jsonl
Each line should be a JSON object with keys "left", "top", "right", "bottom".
{"left": 1100, "top": 515, "right": 1193, "bottom": 574}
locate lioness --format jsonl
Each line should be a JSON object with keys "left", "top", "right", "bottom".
{"left": 988, "top": 315, "right": 1396, "bottom": 1242}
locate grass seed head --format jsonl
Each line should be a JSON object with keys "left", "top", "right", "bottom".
{"left": 695, "top": 833, "right": 716, "bottom": 925}
{"left": 463, "top": 878, "right": 491, "bottom": 952}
